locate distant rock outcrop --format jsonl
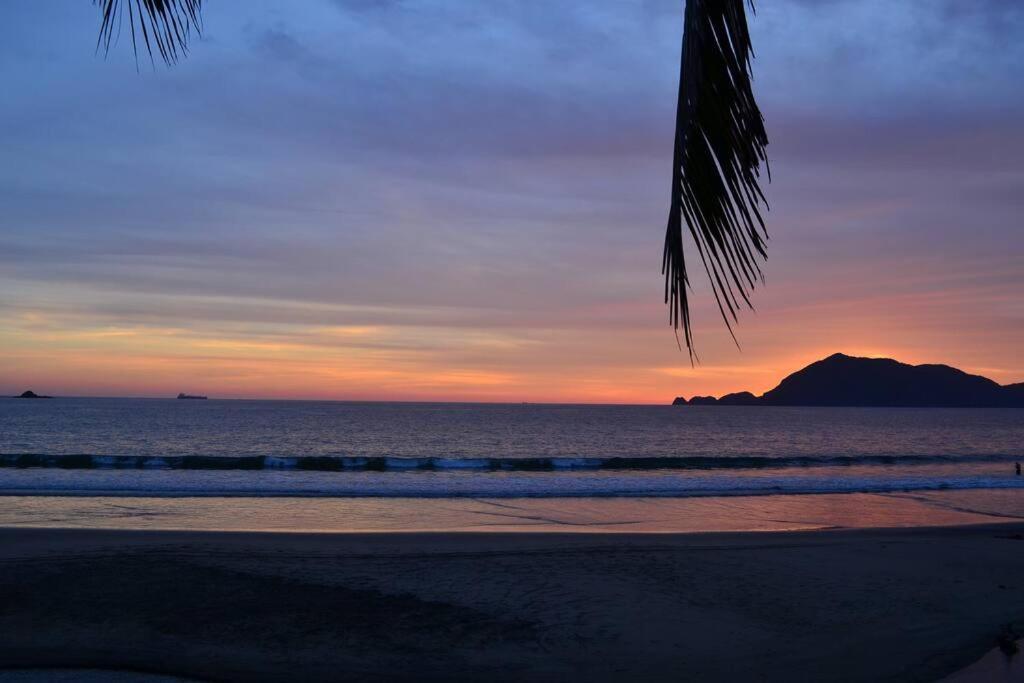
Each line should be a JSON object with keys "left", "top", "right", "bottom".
{"left": 718, "top": 391, "right": 759, "bottom": 406}
{"left": 672, "top": 396, "right": 688, "bottom": 405}
{"left": 14, "top": 390, "right": 51, "bottom": 399}
{"left": 672, "top": 353, "right": 1024, "bottom": 407}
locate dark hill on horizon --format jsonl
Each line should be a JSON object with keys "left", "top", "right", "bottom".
{"left": 673, "top": 353, "right": 1024, "bottom": 407}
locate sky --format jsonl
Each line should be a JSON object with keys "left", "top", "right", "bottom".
{"left": 1, "top": 0, "right": 1022, "bottom": 403}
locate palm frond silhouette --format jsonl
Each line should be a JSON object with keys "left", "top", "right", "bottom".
{"left": 664, "top": 0, "right": 769, "bottom": 359}
{"left": 95, "top": 0, "right": 201, "bottom": 67}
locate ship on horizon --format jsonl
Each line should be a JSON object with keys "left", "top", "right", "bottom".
{"left": 176, "top": 393, "right": 208, "bottom": 400}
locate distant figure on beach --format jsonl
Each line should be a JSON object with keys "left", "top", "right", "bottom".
{"left": 1016, "top": 462, "right": 1021, "bottom": 476}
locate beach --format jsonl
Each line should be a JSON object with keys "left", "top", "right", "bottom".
{"left": 1, "top": 523, "right": 1022, "bottom": 681}
{"left": 5, "top": 0, "right": 1023, "bottom": 679}
{"left": 2, "top": 401, "right": 1022, "bottom": 680}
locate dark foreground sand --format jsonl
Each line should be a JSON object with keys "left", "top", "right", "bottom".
{"left": 1, "top": 525, "right": 1023, "bottom": 682}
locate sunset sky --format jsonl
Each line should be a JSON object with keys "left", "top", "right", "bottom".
{"left": 1, "top": 0, "right": 1022, "bottom": 403}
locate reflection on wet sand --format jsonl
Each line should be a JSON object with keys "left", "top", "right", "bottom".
{"left": 1, "top": 489, "right": 1022, "bottom": 533}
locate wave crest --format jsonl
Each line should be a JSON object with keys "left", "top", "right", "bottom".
{"left": 0, "top": 452, "right": 1018, "bottom": 472}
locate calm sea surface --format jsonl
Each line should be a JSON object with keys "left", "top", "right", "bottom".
{"left": 0, "top": 398, "right": 1021, "bottom": 499}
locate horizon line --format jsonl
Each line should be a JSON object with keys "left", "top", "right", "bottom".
{"left": 0, "top": 393, "right": 669, "bottom": 407}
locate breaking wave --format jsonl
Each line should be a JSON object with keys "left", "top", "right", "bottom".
{"left": 0, "top": 452, "right": 1019, "bottom": 471}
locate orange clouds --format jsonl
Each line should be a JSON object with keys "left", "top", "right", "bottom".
{"left": 2, "top": 288, "right": 1021, "bottom": 404}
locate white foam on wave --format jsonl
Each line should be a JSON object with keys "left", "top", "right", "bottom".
{"left": 433, "top": 458, "right": 489, "bottom": 470}
{"left": 550, "top": 458, "right": 603, "bottom": 469}
{"left": 264, "top": 457, "right": 297, "bottom": 470}
{"left": 384, "top": 457, "right": 428, "bottom": 469}
{"left": 141, "top": 458, "right": 171, "bottom": 470}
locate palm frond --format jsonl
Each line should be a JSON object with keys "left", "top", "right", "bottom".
{"left": 95, "top": 0, "right": 202, "bottom": 67}
{"left": 664, "top": 0, "right": 769, "bottom": 359}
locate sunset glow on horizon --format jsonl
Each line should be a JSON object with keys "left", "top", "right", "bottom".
{"left": 2, "top": 1, "right": 1022, "bottom": 403}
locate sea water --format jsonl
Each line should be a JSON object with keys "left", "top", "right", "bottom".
{"left": 0, "top": 398, "right": 1021, "bottom": 531}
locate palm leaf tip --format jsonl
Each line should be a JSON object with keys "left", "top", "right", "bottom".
{"left": 95, "top": 0, "right": 203, "bottom": 67}
{"left": 665, "top": 0, "right": 769, "bottom": 358}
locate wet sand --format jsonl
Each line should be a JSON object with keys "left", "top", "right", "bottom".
{"left": 1, "top": 524, "right": 1023, "bottom": 681}
{"left": 3, "top": 490, "right": 1023, "bottom": 533}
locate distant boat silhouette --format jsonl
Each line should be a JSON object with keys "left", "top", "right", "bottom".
{"left": 177, "top": 393, "right": 208, "bottom": 400}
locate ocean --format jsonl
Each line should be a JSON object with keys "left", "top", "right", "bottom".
{"left": 1, "top": 398, "right": 1022, "bottom": 531}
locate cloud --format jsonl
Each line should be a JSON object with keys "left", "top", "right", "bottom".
{"left": 0, "top": 0, "right": 1021, "bottom": 399}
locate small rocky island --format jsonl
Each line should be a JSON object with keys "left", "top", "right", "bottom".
{"left": 177, "top": 393, "right": 208, "bottom": 400}
{"left": 13, "top": 390, "right": 52, "bottom": 399}
{"left": 673, "top": 353, "right": 1024, "bottom": 408}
